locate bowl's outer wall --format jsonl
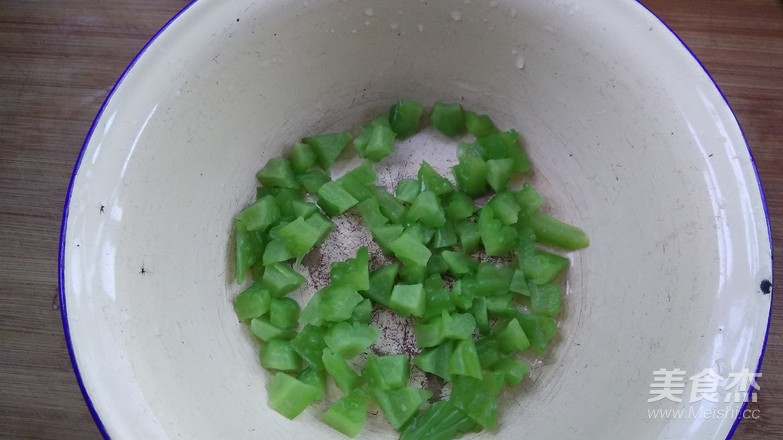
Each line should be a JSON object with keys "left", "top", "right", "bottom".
{"left": 61, "top": 0, "right": 772, "bottom": 438}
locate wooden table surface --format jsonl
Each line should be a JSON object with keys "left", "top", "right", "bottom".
{"left": 0, "top": 0, "right": 780, "bottom": 438}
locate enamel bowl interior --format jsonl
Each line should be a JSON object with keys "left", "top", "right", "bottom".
{"left": 61, "top": 0, "right": 772, "bottom": 438}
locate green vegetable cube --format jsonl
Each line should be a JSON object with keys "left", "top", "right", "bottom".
{"left": 235, "top": 221, "right": 265, "bottom": 283}
{"left": 298, "top": 290, "right": 324, "bottom": 327}
{"left": 250, "top": 317, "right": 296, "bottom": 341}
{"left": 322, "top": 347, "right": 361, "bottom": 392}
{"left": 288, "top": 142, "right": 317, "bottom": 174}
{"left": 336, "top": 162, "right": 377, "bottom": 200}
{"left": 361, "top": 124, "right": 397, "bottom": 162}
{"left": 269, "top": 297, "right": 300, "bottom": 329}
{"left": 478, "top": 210, "right": 517, "bottom": 256}
{"left": 291, "top": 200, "right": 318, "bottom": 219}
{"left": 399, "top": 400, "right": 479, "bottom": 440}
{"left": 261, "top": 262, "right": 306, "bottom": 297}
{"left": 357, "top": 196, "right": 389, "bottom": 228}
{"left": 350, "top": 298, "right": 372, "bottom": 324}
{"left": 255, "top": 186, "right": 282, "bottom": 199}
{"left": 418, "top": 162, "right": 454, "bottom": 195}
{"left": 363, "top": 263, "right": 399, "bottom": 306}
{"left": 515, "top": 182, "right": 543, "bottom": 215}
{"left": 426, "top": 252, "right": 449, "bottom": 277}
{"left": 463, "top": 110, "right": 497, "bottom": 138}
{"left": 260, "top": 339, "right": 302, "bottom": 371}
{"left": 487, "top": 192, "right": 521, "bottom": 225}
{"left": 317, "top": 181, "right": 359, "bottom": 216}
{"left": 337, "top": 173, "right": 375, "bottom": 201}
{"left": 330, "top": 246, "right": 370, "bottom": 291}
{"left": 235, "top": 195, "right": 280, "bottom": 231}
{"left": 475, "top": 130, "right": 518, "bottom": 160}
{"left": 455, "top": 221, "right": 481, "bottom": 254}
{"left": 354, "top": 116, "right": 391, "bottom": 157}
{"left": 486, "top": 158, "right": 515, "bottom": 193}
{"left": 389, "top": 234, "right": 432, "bottom": 268}
{"left": 296, "top": 169, "right": 331, "bottom": 193}
{"left": 291, "top": 325, "right": 328, "bottom": 370}
{"left": 304, "top": 212, "right": 335, "bottom": 246}
{"left": 256, "top": 157, "right": 298, "bottom": 189}
{"left": 457, "top": 141, "right": 484, "bottom": 161}
{"left": 371, "top": 187, "right": 407, "bottom": 224}
{"left": 267, "top": 372, "right": 321, "bottom": 419}
{"left": 364, "top": 354, "right": 410, "bottom": 390}
{"left": 472, "top": 296, "right": 490, "bottom": 335}
{"left": 475, "top": 262, "right": 512, "bottom": 294}
{"left": 496, "top": 357, "right": 530, "bottom": 386}
{"left": 406, "top": 191, "right": 446, "bottom": 228}
{"left": 304, "top": 285, "right": 364, "bottom": 324}
{"left": 475, "top": 336, "right": 500, "bottom": 368}
{"left": 485, "top": 294, "right": 516, "bottom": 318}
{"left": 370, "top": 224, "right": 404, "bottom": 254}
{"left": 403, "top": 222, "right": 434, "bottom": 245}
{"left": 324, "top": 321, "right": 380, "bottom": 358}
{"left": 398, "top": 263, "right": 428, "bottom": 284}
{"left": 273, "top": 188, "right": 303, "bottom": 221}
{"left": 518, "top": 247, "right": 569, "bottom": 285}
{"left": 442, "top": 312, "right": 476, "bottom": 340}
{"left": 509, "top": 268, "right": 530, "bottom": 296}
{"left": 395, "top": 178, "right": 421, "bottom": 203}
{"left": 450, "top": 279, "right": 474, "bottom": 311}
{"left": 302, "top": 131, "right": 353, "bottom": 170}
{"left": 430, "top": 102, "right": 465, "bottom": 137}
{"left": 262, "top": 238, "right": 296, "bottom": 265}
{"left": 298, "top": 367, "right": 327, "bottom": 400}
{"left": 496, "top": 318, "right": 531, "bottom": 354}
{"left": 516, "top": 312, "right": 557, "bottom": 355}
{"left": 390, "top": 283, "right": 426, "bottom": 317}
{"left": 412, "top": 341, "right": 453, "bottom": 381}
{"left": 448, "top": 339, "right": 482, "bottom": 379}
{"left": 322, "top": 392, "right": 371, "bottom": 438}
{"left": 529, "top": 211, "right": 589, "bottom": 250}
{"left": 529, "top": 283, "right": 562, "bottom": 316}
{"left": 443, "top": 192, "right": 476, "bottom": 222}
{"left": 452, "top": 156, "right": 488, "bottom": 197}
{"left": 476, "top": 130, "right": 530, "bottom": 173}
{"left": 441, "top": 251, "right": 476, "bottom": 277}
{"left": 389, "top": 100, "right": 424, "bottom": 139}
{"left": 234, "top": 282, "right": 271, "bottom": 320}
{"left": 371, "top": 386, "right": 432, "bottom": 430}
{"left": 343, "top": 161, "right": 377, "bottom": 185}
{"left": 414, "top": 319, "right": 445, "bottom": 348}
{"left": 449, "top": 374, "right": 502, "bottom": 429}
{"left": 422, "top": 274, "right": 454, "bottom": 321}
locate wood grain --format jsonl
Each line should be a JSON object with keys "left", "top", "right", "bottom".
{"left": 0, "top": 1, "right": 779, "bottom": 438}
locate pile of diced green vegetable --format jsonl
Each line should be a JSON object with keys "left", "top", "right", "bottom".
{"left": 232, "top": 100, "right": 589, "bottom": 439}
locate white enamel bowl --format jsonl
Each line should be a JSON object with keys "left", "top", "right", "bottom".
{"left": 60, "top": 0, "right": 773, "bottom": 438}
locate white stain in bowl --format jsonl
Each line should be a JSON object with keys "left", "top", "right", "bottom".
{"left": 515, "top": 54, "right": 526, "bottom": 69}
